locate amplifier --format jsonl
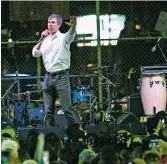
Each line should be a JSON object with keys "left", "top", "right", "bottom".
{"left": 127, "top": 94, "right": 144, "bottom": 119}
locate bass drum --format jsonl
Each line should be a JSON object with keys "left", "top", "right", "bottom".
{"left": 54, "top": 106, "right": 80, "bottom": 128}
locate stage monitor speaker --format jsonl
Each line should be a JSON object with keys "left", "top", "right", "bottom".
{"left": 85, "top": 124, "right": 109, "bottom": 137}
{"left": 127, "top": 94, "right": 144, "bottom": 119}
{"left": 18, "top": 127, "right": 65, "bottom": 142}
{"left": 116, "top": 112, "right": 145, "bottom": 134}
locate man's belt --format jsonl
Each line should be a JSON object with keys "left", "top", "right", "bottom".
{"left": 46, "top": 69, "right": 69, "bottom": 76}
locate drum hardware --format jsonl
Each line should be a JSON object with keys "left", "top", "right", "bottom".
{"left": 141, "top": 66, "right": 167, "bottom": 74}
{"left": 26, "top": 84, "right": 42, "bottom": 87}
{"left": 30, "top": 100, "right": 44, "bottom": 103}
{"left": 149, "top": 82, "right": 153, "bottom": 87}
{"left": 1, "top": 79, "right": 18, "bottom": 127}
{"left": 155, "top": 81, "right": 160, "bottom": 84}
{"left": 12, "top": 90, "right": 44, "bottom": 127}
{"left": 88, "top": 93, "right": 97, "bottom": 125}
{"left": 100, "top": 64, "right": 117, "bottom": 110}
{"left": 162, "top": 81, "right": 166, "bottom": 87}
{"left": 3, "top": 73, "right": 31, "bottom": 77}
{"left": 24, "top": 90, "right": 44, "bottom": 126}
{"left": 104, "top": 111, "right": 115, "bottom": 123}
{"left": 101, "top": 74, "right": 117, "bottom": 123}
{"left": 87, "top": 65, "right": 110, "bottom": 71}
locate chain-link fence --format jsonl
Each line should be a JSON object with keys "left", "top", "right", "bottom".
{"left": 1, "top": 1, "right": 167, "bottom": 111}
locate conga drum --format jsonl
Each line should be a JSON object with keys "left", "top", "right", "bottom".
{"left": 141, "top": 72, "right": 166, "bottom": 115}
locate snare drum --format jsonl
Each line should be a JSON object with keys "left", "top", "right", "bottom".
{"left": 140, "top": 72, "right": 166, "bottom": 115}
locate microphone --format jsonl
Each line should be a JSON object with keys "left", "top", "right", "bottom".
{"left": 37, "top": 35, "right": 45, "bottom": 43}
{"left": 151, "top": 37, "right": 162, "bottom": 52}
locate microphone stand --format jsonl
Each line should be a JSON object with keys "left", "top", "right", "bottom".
{"left": 157, "top": 42, "right": 167, "bottom": 63}
{"left": 112, "top": 63, "right": 118, "bottom": 124}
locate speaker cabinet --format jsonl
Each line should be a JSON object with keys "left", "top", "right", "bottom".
{"left": 85, "top": 124, "right": 108, "bottom": 137}
{"left": 18, "top": 127, "right": 65, "bottom": 142}
{"left": 116, "top": 112, "right": 145, "bottom": 134}
{"left": 127, "top": 94, "right": 144, "bottom": 119}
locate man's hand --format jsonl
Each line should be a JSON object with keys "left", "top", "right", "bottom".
{"left": 65, "top": 16, "right": 77, "bottom": 28}
{"left": 66, "top": 16, "right": 77, "bottom": 35}
{"left": 41, "top": 29, "right": 50, "bottom": 37}
{"left": 154, "top": 119, "right": 163, "bottom": 136}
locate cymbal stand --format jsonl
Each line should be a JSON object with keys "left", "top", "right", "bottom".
{"left": 157, "top": 39, "right": 167, "bottom": 63}
{"left": 1, "top": 80, "right": 17, "bottom": 126}
{"left": 101, "top": 75, "right": 116, "bottom": 112}
{"left": 15, "top": 71, "right": 21, "bottom": 100}
{"left": 89, "top": 94, "right": 97, "bottom": 125}
{"left": 23, "top": 91, "right": 31, "bottom": 126}
{"left": 1, "top": 81, "right": 17, "bottom": 100}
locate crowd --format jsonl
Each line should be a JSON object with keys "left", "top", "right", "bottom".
{"left": 1, "top": 110, "right": 167, "bottom": 164}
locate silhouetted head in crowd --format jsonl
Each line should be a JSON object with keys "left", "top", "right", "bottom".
{"left": 99, "top": 145, "right": 120, "bottom": 164}
{"left": 147, "top": 110, "right": 167, "bottom": 135}
{"left": 59, "top": 140, "right": 87, "bottom": 164}
{"left": 78, "top": 149, "right": 97, "bottom": 164}
{"left": 50, "top": 160, "right": 67, "bottom": 164}
{"left": 44, "top": 142, "right": 63, "bottom": 162}
{"left": 44, "top": 132, "right": 63, "bottom": 162}
{"left": 66, "top": 123, "right": 85, "bottom": 142}
{"left": 22, "top": 160, "right": 38, "bottom": 164}
{"left": 26, "top": 129, "right": 39, "bottom": 159}
{"left": 143, "top": 149, "right": 161, "bottom": 164}
{"left": 18, "top": 148, "right": 30, "bottom": 163}
{"left": 45, "top": 132, "right": 61, "bottom": 144}
{"left": 85, "top": 133, "right": 98, "bottom": 149}
{"left": 132, "top": 158, "right": 146, "bottom": 164}
{"left": 120, "top": 149, "right": 131, "bottom": 163}
{"left": 127, "top": 135, "right": 142, "bottom": 152}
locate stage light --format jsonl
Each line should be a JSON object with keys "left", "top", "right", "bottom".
{"left": 35, "top": 32, "right": 40, "bottom": 36}
{"left": 87, "top": 64, "right": 95, "bottom": 68}
{"left": 135, "top": 24, "right": 141, "bottom": 30}
{"left": 93, "top": 71, "right": 99, "bottom": 74}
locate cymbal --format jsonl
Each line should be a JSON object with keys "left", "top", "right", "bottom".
{"left": 26, "top": 84, "right": 42, "bottom": 87}
{"left": 30, "top": 100, "right": 43, "bottom": 103}
{"left": 3, "top": 73, "right": 31, "bottom": 77}
{"left": 87, "top": 66, "right": 110, "bottom": 70}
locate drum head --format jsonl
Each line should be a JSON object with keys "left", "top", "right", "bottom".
{"left": 141, "top": 72, "right": 165, "bottom": 77}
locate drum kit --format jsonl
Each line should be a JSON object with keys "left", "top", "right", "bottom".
{"left": 1, "top": 66, "right": 113, "bottom": 128}
{"left": 2, "top": 65, "right": 167, "bottom": 129}
{"left": 1, "top": 90, "right": 45, "bottom": 128}
{"left": 1, "top": 76, "right": 97, "bottom": 129}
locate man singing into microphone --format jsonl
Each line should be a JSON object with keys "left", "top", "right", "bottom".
{"left": 32, "top": 14, "right": 77, "bottom": 127}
